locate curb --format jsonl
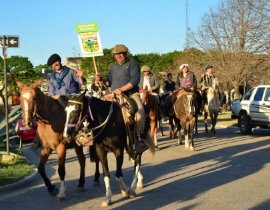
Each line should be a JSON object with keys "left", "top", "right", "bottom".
{"left": 0, "top": 158, "right": 39, "bottom": 193}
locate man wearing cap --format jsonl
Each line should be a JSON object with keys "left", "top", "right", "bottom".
{"left": 107, "top": 44, "right": 147, "bottom": 147}
{"left": 199, "top": 65, "right": 216, "bottom": 112}
{"left": 47, "top": 53, "right": 86, "bottom": 96}
{"left": 138, "top": 65, "right": 160, "bottom": 103}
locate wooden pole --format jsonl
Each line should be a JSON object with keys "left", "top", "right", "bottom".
{"left": 92, "top": 57, "right": 98, "bottom": 74}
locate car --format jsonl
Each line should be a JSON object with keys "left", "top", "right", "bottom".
{"left": 15, "top": 118, "right": 38, "bottom": 144}
{"left": 238, "top": 85, "right": 270, "bottom": 134}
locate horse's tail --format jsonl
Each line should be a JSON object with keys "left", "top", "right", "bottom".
{"left": 145, "top": 130, "right": 155, "bottom": 158}
{"left": 89, "top": 145, "right": 96, "bottom": 162}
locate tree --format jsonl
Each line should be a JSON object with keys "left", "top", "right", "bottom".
{"left": 190, "top": 0, "right": 270, "bottom": 99}
{"left": 0, "top": 56, "right": 37, "bottom": 105}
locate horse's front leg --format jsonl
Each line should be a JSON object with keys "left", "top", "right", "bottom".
{"left": 56, "top": 143, "right": 67, "bottom": 201}
{"left": 38, "top": 148, "right": 57, "bottom": 196}
{"left": 130, "top": 153, "right": 142, "bottom": 197}
{"left": 97, "top": 149, "right": 112, "bottom": 207}
{"left": 115, "top": 150, "right": 130, "bottom": 198}
{"left": 183, "top": 122, "right": 190, "bottom": 150}
{"left": 74, "top": 145, "right": 86, "bottom": 192}
{"left": 189, "top": 118, "right": 196, "bottom": 151}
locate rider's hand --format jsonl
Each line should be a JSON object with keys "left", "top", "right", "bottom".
{"left": 114, "top": 88, "right": 123, "bottom": 95}
{"left": 75, "top": 68, "right": 84, "bottom": 78}
{"left": 201, "top": 73, "right": 204, "bottom": 77}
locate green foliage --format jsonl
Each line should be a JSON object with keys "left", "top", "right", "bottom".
{"left": 0, "top": 55, "right": 38, "bottom": 96}
{"left": 0, "top": 152, "right": 34, "bottom": 186}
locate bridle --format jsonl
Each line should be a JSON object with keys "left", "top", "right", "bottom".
{"left": 65, "top": 96, "right": 114, "bottom": 140}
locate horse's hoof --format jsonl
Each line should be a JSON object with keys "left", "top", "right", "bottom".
{"left": 92, "top": 181, "right": 100, "bottom": 187}
{"left": 189, "top": 147, "right": 195, "bottom": 151}
{"left": 121, "top": 188, "right": 130, "bottom": 197}
{"left": 129, "top": 191, "right": 137, "bottom": 198}
{"left": 101, "top": 199, "right": 111, "bottom": 207}
{"left": 56, "top": 197, "right": 66, "bottom": 202}
{"left": 136, "top": 184, "right": 144, "bottom": 190}
{"left": 76, "top": 186, "right": 85, "bottom": 193}
{"left": 49, "top": 187, "right": 58, "bottom": 196}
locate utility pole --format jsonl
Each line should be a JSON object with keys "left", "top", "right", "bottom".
{"left": 186, "top": 0, "right": 190, "bottom": 49}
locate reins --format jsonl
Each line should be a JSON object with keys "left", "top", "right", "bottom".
{"left": 65, "top": 96, "right": 114, "bottom": 141}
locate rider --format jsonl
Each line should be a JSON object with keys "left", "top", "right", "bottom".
{"left": 91, "top": 73, "right": 107, "bottom": 98}
{"left": 138, "top": 65, "right": 160, "bottom": 104}
{"left": 107, "top": 44, "right": 147, "bottom": 147}
{"left": 161, "top": 73, "right": 175, "bottom": 101}
{"left": 47, "top": 53, "right": 87, "bottom": 96}
{"left": 199, "top": 65, "right": 219, "bottom": 113}
{"left": 167, "top": 64, "right": 198, "bottom": 114}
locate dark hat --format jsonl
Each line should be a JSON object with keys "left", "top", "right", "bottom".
{"left": 205, "top": 65, "right": 213, "bottom": 70}
{"left": 47, "top": 54, "right": 61, "bottom": 66}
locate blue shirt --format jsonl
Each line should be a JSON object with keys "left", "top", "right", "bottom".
{"left": 49, "top": 66, "right": 85, "bottom": 95}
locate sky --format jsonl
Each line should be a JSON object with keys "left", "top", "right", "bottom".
{"left": 1, "top": 0, "right": 219, "bottom": 67}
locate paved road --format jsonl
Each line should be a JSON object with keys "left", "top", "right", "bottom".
{"left": 1, "top": 124, "right": 270, "bottom": 210}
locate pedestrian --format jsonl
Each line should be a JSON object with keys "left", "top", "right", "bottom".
{"left": 138, "top": 65, "right": 160, "bottom": 104}
{"left": 107, "top": 44, "right": 146, "bottom": 147}
{"left": 47, "top": 53, "right": 87, "bottom": 96}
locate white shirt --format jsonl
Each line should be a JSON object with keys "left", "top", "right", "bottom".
{"left": 143, "top": 76, "right": 151, "bottom": 89}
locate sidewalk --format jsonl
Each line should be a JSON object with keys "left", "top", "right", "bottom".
{"left": 0, "top": 143, "right": 56, "bottom": 198}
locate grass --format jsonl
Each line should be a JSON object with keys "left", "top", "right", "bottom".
{"left": 0, "top": 141, "right": 35, "bottom": 187}
{"left": 197, "top": 112, "right": 238, "bottom": 127}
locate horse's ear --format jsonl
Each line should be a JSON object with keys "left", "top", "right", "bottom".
{"left": 145, "top": 85, "right": 148, "bottom": 91}
{"left": 30, "top": 79, "right": 42, "bottom": 89}
{"left": 65, "top": 89, "right": 72, "bottom": 99}
{"left": 16, "top": 81, "right": 25, "bottom": 90}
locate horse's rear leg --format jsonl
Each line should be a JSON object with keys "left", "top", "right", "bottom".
{"left": 38, "top": 148, "right": 57, "bottom": 196}
{"left": 204, "top": 112, "right": 208, "bottom": 133}
{"left": 74, "top": 145, "right": 86, "bottom": 192}
{"left": 130, "top": 153, "right": 142, "bottom": 197}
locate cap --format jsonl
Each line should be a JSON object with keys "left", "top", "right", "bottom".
{"left": 141, "top": 65, "right": 151, "bottom": 72}
{"left": 111, "top": 44, "right": 129, "bottom": 54}
{"left": 205, "top": 65, "right": 213, "bottom": 70}
{"left": 179, "top": 64, "right": 189, "bottom": 70}
{"left": 47, "top": 54, "right": 61, "bottom": 66}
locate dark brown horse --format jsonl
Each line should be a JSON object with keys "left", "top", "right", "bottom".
{"left": 16, "top": 80, "right": 88, "bottom": 201}
{"left": 63, "top": 91, "right": 155, "bottom": 206}
{"left": 139, "top": 86, "right": 164, "bottom": 148}
{"left": 174, "top": 89, "right": 196, "bottom": 151}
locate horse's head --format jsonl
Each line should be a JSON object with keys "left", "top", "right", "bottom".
{"left": 139, "top": 86, "right": 149, "bottom": 105}
{"left": 16, "top": 80, "right": 42, "bottom": 128}
{"left": 212, "top": 78, "right": 219, "bottom": 93}
{"left": 63, "top": 91, "right": 86, "bottom": 141}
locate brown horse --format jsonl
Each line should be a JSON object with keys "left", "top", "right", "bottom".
{"left": 203, "top": 78, "right": 220, "bottom": 136}
{"left": 16, "top": 80, "right": 88, "bottom": 201}
{"left": 139, "top": 86, "right": 163, "bottom": 148}
{"left": 174, "top": 89, "right": 196, "bottom": 151}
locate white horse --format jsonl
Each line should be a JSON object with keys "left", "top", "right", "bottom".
{"left": 203, "top": 78, "right": 221, "bottom": 136}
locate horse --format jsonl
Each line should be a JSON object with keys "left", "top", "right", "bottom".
{"left": 163, "top": 95, "right": 182, "bottom": 143}
{"left": 63, "top": 91, "right": 155, "bottom": 206}
{"left": 173, "top": 89, "right": 196, "bottom": 151}
{"left": 203, "top": 78, "right": 221, "bottom": 136}
{"left": 16, "top": 79, "right": 88, "bottom": 201}
{"left": 139, "top": 86, "right": 164, "bottom": 148}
